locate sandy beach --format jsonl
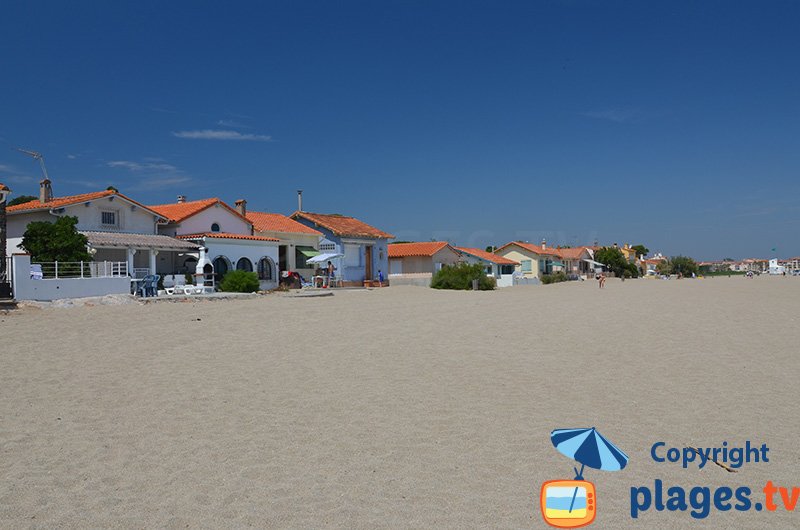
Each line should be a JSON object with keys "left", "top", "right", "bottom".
{"left": 1, "top": 276, "right": 798, "bottom": 528}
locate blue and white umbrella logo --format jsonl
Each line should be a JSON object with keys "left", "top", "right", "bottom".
{"left": 550, "top": 427, "right": 629, "bottom": 514}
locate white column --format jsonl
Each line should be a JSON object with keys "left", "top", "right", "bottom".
{"left": 149, "top": 249, "right": 158, "bottom": 275}
{"left": 127, "top": 248, "right": 136, "bottom": 277}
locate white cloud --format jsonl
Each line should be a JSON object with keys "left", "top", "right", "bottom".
{"left": 0, "top": 163, "right": 16, "bottom": 173}
{"left": 217, "top": 119, "right": 252, "bottom": 129}
{"left": 67, "top": 154, "right": 77, "bottom": 159}
{"left": 172, "top": 129, "right": 272, "bottom": 142}
{"left": 108, "top": 160, "right": 179, "bottom": 172}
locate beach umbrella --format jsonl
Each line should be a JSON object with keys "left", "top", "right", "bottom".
{"left": 550, "top": 427, "right": 629, "bottom": 513}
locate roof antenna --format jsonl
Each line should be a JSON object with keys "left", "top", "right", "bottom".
{"left": 14, "top": 147, "right": 50, "bottom": 181}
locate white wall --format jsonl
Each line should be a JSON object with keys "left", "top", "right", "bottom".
{"left": 11, "top": 254, "right": 131, "bottom": 301}
{"left": 160, "top": 204, "right": 251, "bottom": 237}
{"left": 202, "top": 239, "right": 280, "bottom": 290}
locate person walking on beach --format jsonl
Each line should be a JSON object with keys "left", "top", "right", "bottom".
{"left": 598, "top": 272, "right": 606, "bottom": 288}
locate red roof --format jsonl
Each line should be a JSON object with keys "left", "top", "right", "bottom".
{"left": 7, "top": 189, "right": 165, "bottom": 219}
{"left": 148, "top": 198, "right": 250, "bottom": 225}
{"left": 246, "top": 211, "right": 322, "bottom": 235}
{"left": 177, "top": 232, "right": 279, "bottom": 242}
{"left": 292, "top": 211, "right": 394, "bottom": 239}
{"left": 455, "top": 247, "right": 519, "bottom": 265}
{"left": 389, "top": 241, "right": 453, "bottom": 258}
{"left": 494, "top": 241, "right": 594, "bottom": 260}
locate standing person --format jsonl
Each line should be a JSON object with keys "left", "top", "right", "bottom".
{"left": 326, "top": 260, "right": 336, "bottom": 287}
{"left": 377, "top": 269, "right": 384, "bottom": 287}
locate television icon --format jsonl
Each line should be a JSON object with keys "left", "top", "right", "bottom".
{"left": 540, "top": 480, "right": 596, "bottom": 528}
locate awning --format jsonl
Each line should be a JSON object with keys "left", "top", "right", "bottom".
{"left": 306, "top": 252, "right": 343, "bottom": 264}
{"left": 550, "top": 261, "right": 565, "bottom": 267}
{"left": 81, "top": 231, "right": 200, "bottom": 251}
{"left": 297, "top": 246, "right": 319, "bottom": 258}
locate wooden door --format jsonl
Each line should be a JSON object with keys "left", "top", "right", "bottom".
{"left": 364, "top": 245, "right": 373, "bottom": 280}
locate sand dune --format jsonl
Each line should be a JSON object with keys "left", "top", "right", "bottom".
{"left": 1, "top": 276, "right": 797, "bottom": 528}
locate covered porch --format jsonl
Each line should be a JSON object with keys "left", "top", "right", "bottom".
{"left": 82, "top": 231, "right": 201, "bottom": 279}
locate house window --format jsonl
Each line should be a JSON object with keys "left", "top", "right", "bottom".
{"left": 344, "top": 244, "right": 361, "bottom": 267}
{"left": 258, "top": 257, "right": 274, "bottom": 280}
{"left": 521, "top": 260, "right": 532, "bottom": 272}
{"left": 101, "top": 211, "right": 117, "bottom": 226}
{"left": 236, "top": 257, "right": 253, "bottom": 272}
{"left": 320, "top": 240, "right": 337, "bottom": 252}
{"left": 211, "top": 223, "right": 220, "bottom": 232}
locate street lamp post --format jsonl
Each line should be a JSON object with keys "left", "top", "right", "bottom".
{"left": 0, "top": 183, "right": 11, "bottom": 299}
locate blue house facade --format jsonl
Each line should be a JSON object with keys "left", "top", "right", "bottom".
{"left": 291, "top": 211, "right": 393, "bottom": 285}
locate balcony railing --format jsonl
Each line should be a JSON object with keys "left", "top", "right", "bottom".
{"left": 32, "top": 261, "right": 129, "bottom": 279}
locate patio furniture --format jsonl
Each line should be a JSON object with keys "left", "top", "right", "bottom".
{"left": 136, "top": 274, "right": 159, "bottom": 297}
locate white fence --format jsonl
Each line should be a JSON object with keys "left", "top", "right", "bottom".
{"left": 33, "top": 261, "right": 129, "bottom": 279}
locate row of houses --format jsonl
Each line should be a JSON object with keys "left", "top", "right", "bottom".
{"left": 699, "top": 258, "right": 800, "bottom": 275}
{"left": 3, "top": 179, "right": 394, "bottom": 291}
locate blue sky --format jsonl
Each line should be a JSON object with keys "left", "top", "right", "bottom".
{"left": 1, "top": 1, "right": 798, "bottom": 260}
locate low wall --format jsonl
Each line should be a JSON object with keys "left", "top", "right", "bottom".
{"left": 11, "top": 254, "right": 132, "bottom": 301}
{"left": 388, "top": 273, "right": 432, "bottom": 287}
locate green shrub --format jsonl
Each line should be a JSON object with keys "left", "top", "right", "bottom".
{"left": 431, "top": 263, "right": 496, "bottom": 290}
{"left": 541, "top": 271, "right": 568, "bottom": 284}
{"left": 219, "top": 270, "right": 260, "bottom": 292}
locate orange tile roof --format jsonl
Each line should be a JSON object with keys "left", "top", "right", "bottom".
{"left": 246, "top": 211, "right": 322, "bottom": 235}
{"left": 554, "top": 246, "right": 592, "bottom": 260}
{"left": 388, "top": 241, "right": 453, "bottom": 258}
{"left": 7, "top": 189, "right": 167, "bottom": 219}
{"left": 176, "top": 232, "right": 279, "bottom": 242}
{"left": 148, "top": 198, "right": 251, "bottom": 225}
{"left": 455, "top": 247, "right": 519, "bottom": 265}
{"left": 495, "top": 241, "right": 560, "bottom": 257}
{"left": 292, "top": 211, "right": 394, "bottom": 239}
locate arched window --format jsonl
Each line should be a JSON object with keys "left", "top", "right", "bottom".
{"left": 236, "top": 257, "right": 253, "bottom": 272}
{"left": 212, "top": 256, "right": 230, "bottom": 283}
{"left": 211, "top": 223, "right": 220, "bottom": 232}
{"left": 258, "top": 257, "right": 274, "bottom": 281}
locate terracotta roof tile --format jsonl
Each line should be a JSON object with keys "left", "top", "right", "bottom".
{"left": 177, "top": 232, "right": 279, "bottom": 242}
{"left": 246, "top": 211, "right": 322, "bottom": 235}
{"left": 147, "top": 198, "right": 252, "bottom": 226}
{"left": 495, "top": 241, "right": 560, "bottom": 256}
{"left": 455, "top": 247, "right": 519, "bottom": 265}
{"left": 292, "top": 211, "right": 394, "bottom": 239}
{"left": 388, "top": 241, "right": 452, "bottom": 258}
{"left": 7, "top": 190, "right": 165, "bottom": 219}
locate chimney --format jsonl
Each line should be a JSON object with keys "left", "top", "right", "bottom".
{"left": 177, "top": 195, "right": 186, "bottom": 203}
{"left": 297, "top": 189, "right": 303, "bottom": 212}
{"left": 235, "top": 199, "right": 247, "bottom": 217}
{"left": 541, "top": 238, "right": 546, "bottom": 250}
{"left": 39, "top": 178, "right": 53, "bottom": 203}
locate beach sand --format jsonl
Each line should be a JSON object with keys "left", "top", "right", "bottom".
{"left": 1, "top": 276, "right": 797, "bottom": 528}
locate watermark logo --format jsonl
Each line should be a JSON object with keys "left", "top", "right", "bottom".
{"left": 540, "top": 427, "right": 629, "bottom": 528}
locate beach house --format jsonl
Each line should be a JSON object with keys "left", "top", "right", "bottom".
{"left": 5, "top": 180, "right": 199, "bottom": 276}
{"left": 387, "top": 241, "right": 461, "bottom": 286}
{"left": 291, "top": 211, "right": 393, "bottom": 286}
{"left": 493, "top": 240, "right": 562, "bottom": 279}
{"left": 149, "top": 196, "right": 280, "bottom": 289}
{"left": 245, "top": 207, "right": 323, "bottom": 279}
{"left": 454, "top": 247, "right": 518, "bottom": 277}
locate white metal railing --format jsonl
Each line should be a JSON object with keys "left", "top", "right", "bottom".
{"left": 132, "top": 268, "right": 150, "bottom": 279}
{"left": 32, "top": 261, "right": 129, "bottom": 279}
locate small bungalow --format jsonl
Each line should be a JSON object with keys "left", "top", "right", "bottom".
{"left": 148, "top": 196, "right": 280, "bottom": 289}
{"left": 291, "top": 211, "right": 393, "bottom": 286}
{"left": 493, "top": 240, "right": 561, "bottom": 279}
{"left": 246, "top": 208, "right": 323, "bottom": 279}
{"left": 388, "top": 241, "right": 462, "bottom": 275}
{"left": 455, "top": 247, "right": 518, "bottom": 278}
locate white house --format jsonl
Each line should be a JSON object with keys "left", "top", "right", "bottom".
{"left": 768, "top": 258, "right": 786, "bottom": 275}
{"left": 6, "top": 180, "right": 199, "bottom": 277}
{"left": 455, "top": 247, "right": 519, "bottom": 278}
{"left": 148, "top": 196, "right": 280, "bottom": 290}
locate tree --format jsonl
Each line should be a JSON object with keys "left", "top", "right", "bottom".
{"left": 7, "top": 195, "right": 37, "bottom": 207}
{"left": 668, "top": 255, "right": 698, "bottom": 276}
{"left": 631, "top": 244, "right": 649, "bottom": 259}
{"left": 20, "top": 216, "right": 92, "bottom": 263}
{"left": 594, "top": 246, "right": 628, "bottom": 277}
